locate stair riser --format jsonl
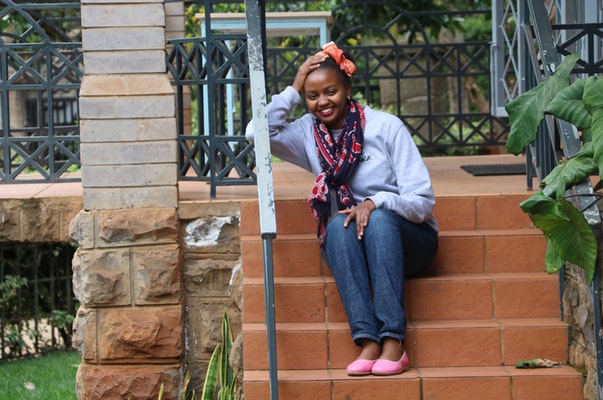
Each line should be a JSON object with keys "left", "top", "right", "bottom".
{"left": 434, "top": 233, "right": 547, "bottom": 274}
{"left": 241, "top": 237, "right": 324, "bottom": 279}
{"left": 243, "top": 275, "right": 560, "bottom": 324}
{"left": 420, "top": 374, "right": 583, "bottom": 400}
{"left": 434, "top": 195, "right": 534, "bottom": 231}
{"left": 242, "top": 323, "right": 568, "bottom": 370}
{"left": 240, "top": 195, "right": 535, "bottom": 236}
{"left": 241, "top": 232, "right": 547, "bottom": 279}
{"left": 244, "top": 373, "right": 583, "bottom": 400}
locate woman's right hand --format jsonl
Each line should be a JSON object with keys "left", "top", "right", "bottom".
{"left": 292, "top": 54, "right": 327, "bottom": 94}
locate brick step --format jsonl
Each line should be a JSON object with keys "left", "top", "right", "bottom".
{"left": 243, "top": 365, "right": 583, "bottom": 400}
{"left": 240, "top": 228, "right": 547, "bottom": 279}
{"left": 242, "top": 319, "right": 568, "bottom": 371}
{"left": 434, "top": 195, "right": 535, "bottom": 231}
{"left": 239, "top": 195, "right": 582, "bottom": 399}
{"left": 242, "top": 272, "right": 560, "bottom": 324}
{"left": 240, "top": 194, "right": 535, "bottom": 236}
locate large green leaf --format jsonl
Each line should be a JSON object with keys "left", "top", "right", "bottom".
{"left": 582, "top": 76, "right": 603, "bottom": 112}
{"left": 202, "top": 342, "right": 222, "bottom": 400}
{"left": 545, "top": 78, "right": 591, "bottom": 129}
{"left": 505, "top": 54, "right": 580, "bottom": 155}
{"left": 203, "top": 310, "right": 237, "bottom": 400}
{"left": 520, "top": 191, "right": 555, "bottom": 214}
{"left": 583, "top": 77, "right": 603, "bottom": 176}
{"left": 544, "top": 239, "right": 565, "bottom": 274}
{"left": 581, "top": 127, "right": 593, "bottom": 143}
{"left": 219, "top": 311, "right": 235, "bottom": 398}
{"left": 522, "top": 195, "right": 597, "bottom": 283}
{"left": 540, "top": 142, "right": 597, "bottom": 199}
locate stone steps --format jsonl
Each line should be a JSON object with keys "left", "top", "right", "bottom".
{"left": 239, "top": 196, "right": 585, "bottom": 399}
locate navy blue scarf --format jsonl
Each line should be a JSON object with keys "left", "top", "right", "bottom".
{"left": 309, "top": 99, "right": 365, "bottom": 241}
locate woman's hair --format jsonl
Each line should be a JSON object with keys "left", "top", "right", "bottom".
{"left": 319, "top": 53, "right": 354, "bottom": 87}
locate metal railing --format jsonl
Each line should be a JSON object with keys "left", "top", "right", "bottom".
{"left": 0, "top": 243, "right": 76, "bottom": 360}
{"left": 0, "top": 0, "right": 508, "bottom": 192}
{"left": 167, "top": 33, "right": 256, "bottom": 198}
{"left": 6, "top": 0, "right": 601, "bottom": 198}
{"left": 168, "top": 1, "right": 505, "bottom": 196}
{"left": 0, "top": 1, "right": 82, "bottom": 183}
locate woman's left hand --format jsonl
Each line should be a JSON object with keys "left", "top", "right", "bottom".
{"left": 339, "top": 199, "right": 376, "bottom": 240}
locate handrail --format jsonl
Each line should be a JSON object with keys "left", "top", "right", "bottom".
{"left": 244, "top": 1, "right": 279, "bottom": 399}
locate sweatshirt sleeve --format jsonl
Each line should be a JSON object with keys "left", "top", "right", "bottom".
{"left": 366, "top": 122, "right": 436, "bottom": 225}
{"left": 245, "top": 86, "right": 314, "bottom": 171}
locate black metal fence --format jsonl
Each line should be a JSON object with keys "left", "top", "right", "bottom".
{"left": 0, "top": 0, "right": 506, "bottom": 192}
{"left": 167, "top": 1, "right": 505, "bottom": 196}
{"left": 5, "top": 0, "right": 601, "bottom": 194}
{"left": 167, "top": 33, "right": 256, "bottom": 197}
{"left": 0, "top": 1, "right": 82, "bottom": 184}
{"left": 0, "top": 243, "right": 76, "bottom": 360}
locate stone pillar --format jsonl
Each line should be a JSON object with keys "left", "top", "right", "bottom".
{"left": 72, "top": 1, "right": 182, "bottom": 399}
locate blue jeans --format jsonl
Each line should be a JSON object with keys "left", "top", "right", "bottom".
{"left": 322, "top": 209, "right": 438, "bottom": 346}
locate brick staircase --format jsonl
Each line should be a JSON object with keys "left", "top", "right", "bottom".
{"left": 239, "top": 194, "right": 584, "bottom": 399}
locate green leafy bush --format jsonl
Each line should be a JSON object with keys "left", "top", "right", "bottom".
{"left": 505, "top": 53, "right": 601, "bottom": 283}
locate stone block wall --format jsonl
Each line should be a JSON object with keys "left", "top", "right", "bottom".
{"left": 178, "top": 202, "right": 244, "bottom": 396}
{"left": 0, "top": 197, "right": 82, "bottom": 242}
{"left": 0, "top": 195, "right": 245, "bottom": 398}
{"left": 563, "top": 257, "right": 603, "bottom": 399}
{"left": 2, "top": 2, "right": 246, "bottom": 398}
{"left": 74, "top": 1, "right": 184, "bottom": 399}
{"left": 70, "top": 208, "right": 183, "bottom": 400}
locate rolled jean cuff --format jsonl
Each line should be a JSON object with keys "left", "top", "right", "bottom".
{"left": 352, "top": 333, "right": 381, "bottom": 347}
{"left": 379, "top": 333, "right": 405, "bottom": 344}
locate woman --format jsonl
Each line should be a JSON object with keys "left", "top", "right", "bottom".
{"left": 245, "top": 42, "right": 438, "bottom": 376}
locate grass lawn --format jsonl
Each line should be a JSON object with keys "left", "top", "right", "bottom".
{"left": 0, "top": 350, "right": 80, "bottom": 400}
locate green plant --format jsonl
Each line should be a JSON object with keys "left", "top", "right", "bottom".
{"left": 202, "top": 310, "right": 237, "bottom": 400}
{"left": 505, "top": 53, "right": 601, "bottom": 283}
{"left": 47, "top": 310, "right": 75, "bottom": 348}
{"left": 0, "top": 275, "right": 28, "bottom": 305}
{"left": 155, "top": 311, "right": 236, "bottom": 400}
{"left": 1, "top": 275, "right": 30, "bottom": 358}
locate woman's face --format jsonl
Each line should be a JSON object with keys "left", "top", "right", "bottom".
{"left": 304, "top": 68, "right": 351, "bottom": 130}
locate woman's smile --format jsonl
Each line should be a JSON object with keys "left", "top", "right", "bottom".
{"left": 304, "top": 68, "right": 351, "bottom": 130}
{"left": 319, "top": 107, "right": 334, "bottom": 117}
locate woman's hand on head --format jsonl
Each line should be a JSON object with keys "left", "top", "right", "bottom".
{"left": 292, "top": 54, "right": 327, "bottom": 94}
{"left": 339, "top": 199, "right": 377, "bottom": 240}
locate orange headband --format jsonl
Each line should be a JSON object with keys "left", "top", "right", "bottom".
{"left": 317, "top": 41, "right": 357, "bottom": 78}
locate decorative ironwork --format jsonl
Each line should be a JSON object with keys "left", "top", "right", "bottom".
{"left": 554, "top": 22, "right": 603, "bottom": 75}
{"left": 8, "top": 1, "right": 600, "bottom": 190}
{"left": 167, "top": 33, "right": 255, "bottom": 197}
{"left": 0, "top": 243, "right": 76, "bottom": 360}
{"left": 261, "top": 2, "right": 505, "bottom": 156}
{"left": 168, "top": 1, "right": 509, "bottom": 194}
{"left": 0, "top": 1, "right": 82, "bottom": 183}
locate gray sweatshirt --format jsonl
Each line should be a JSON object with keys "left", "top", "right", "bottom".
{"left": 245, "top": 85, "right": 438, "bottom": 233}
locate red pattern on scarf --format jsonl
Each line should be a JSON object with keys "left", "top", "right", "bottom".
{"left": 309, "top": 100, "right": 365, "bottom": 241}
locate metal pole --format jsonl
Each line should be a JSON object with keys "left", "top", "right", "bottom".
{"left": 244, "top": 1, "right": 279, "bottom": 399}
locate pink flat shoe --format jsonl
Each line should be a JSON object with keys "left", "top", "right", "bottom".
{"left": 371, "top": 351, "right": 410, "bottom": 376}
{"left": 346, "top": 359, "right": 377, "bottom": 376}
